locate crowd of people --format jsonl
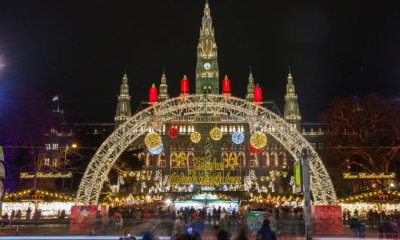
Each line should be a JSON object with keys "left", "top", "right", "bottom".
{"left": 0, "top": 208, "right": 67, "bottom": 227}
{"left": 345, "top": 209, "right": 399, "bottom": 239}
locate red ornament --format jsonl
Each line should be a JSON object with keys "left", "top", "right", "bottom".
{"left": 180, "top": 75, "right": 189, "bottom": 95}
{"left": 149, "top": 83, "right": 158, "bottom": 102}
{"left": 254, "top": 84, "right": 263, "bottom": 103}
{"left": 222, "top": 75, "right": 231, "bottom": 94}
{"left": 248, "top": 142, "right": 263, "bottom": 154}
{"left": 167, "top": 127, "right": 179, "bottom": 139}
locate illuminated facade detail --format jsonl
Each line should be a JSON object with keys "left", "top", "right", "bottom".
{"left": 158, "top": 68, "right": 169, "bottom": 101}
{"left": 114, "top": 72, "right": 132, "bottom": 129}
{"left": 284, "top": 68, "right": 301, "bottom": 131}
{"left": 195, "top": 1, "right": 219, "bottom": 94}
{"left": 76, "top": 95, "right": 337, "bottom": 205}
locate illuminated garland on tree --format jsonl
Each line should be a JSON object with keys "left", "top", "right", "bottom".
{"left": 190, "top": 131, "right": 201, "bottom": 143}
{"left": 148, "top": 143, "right": 163, "bottom": 155}
{"left": 167, "top": 127, "right": 179, "bottom": 139}
{"left": 250, "top": 132, "right": 267, "bottom": 149}
{"left": 210, "top": 127, "right": 223, "bottom": 141}
{"left": 144, "top": 132, "right": 162, "bottom": 148}
{"left": 232, "top": 131, "right": 245, "bottom": 144}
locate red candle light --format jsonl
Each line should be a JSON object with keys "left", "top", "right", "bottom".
{"left": 180, "top": 75, "right": 189, "bottom": 95}
{"left": 254, "top": 84, "right": 263, "bottom": 103}
{"left": 222, "top": 74, "right": 231, "bottom": 94}
{"left": 149, "top": 83, "right": 158, "bottom": 102}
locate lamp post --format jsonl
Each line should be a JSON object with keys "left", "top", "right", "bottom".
{"left": 300, "top": 148, "right": 312, "bottom": 240}
{"left": 64, "top": 143, "right": 78, "bottom": 191}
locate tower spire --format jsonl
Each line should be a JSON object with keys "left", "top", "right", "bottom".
{"left": 159, "top": 67, "right": 169, "bottom": 101}
{"left": 246, "top": 66, "right": 255, "bottom": 101}
{"left": 284, "top": 67, "right": 301, "bottom": 131}
{"left": 195, "top": 0, "right": 219, "bottom": 94}
{"left": 114, "top": 71, "right": 132, "bottom": 129}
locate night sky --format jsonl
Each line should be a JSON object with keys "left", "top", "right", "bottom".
{"left": 0, "top": 0, "right": 399, "bottom": 122}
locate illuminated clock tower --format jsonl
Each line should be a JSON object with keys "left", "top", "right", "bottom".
{"left": 195, "top": 1, "right": 219, "bottom": 94}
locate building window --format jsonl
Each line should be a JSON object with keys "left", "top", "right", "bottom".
{"left": 51, "top": 143, "right": 59, "bottom": 150}
{"left": 53, "top": 158, "right": 59, "bottom": 167}
{"left": 44, "top": 158, "right": 50, "bottom": 166}
{"left": 45, "top": 144, "right": 51, "bottom": 150}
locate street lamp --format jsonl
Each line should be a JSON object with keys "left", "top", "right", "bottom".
{"left": 298, "top": 148, "right": 313, "bottom": 240}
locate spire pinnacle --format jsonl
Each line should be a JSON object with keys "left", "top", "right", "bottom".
{"left": 284, "top": 66, "right": 301, "bottom": 130}
{"left": 224, "top": 74, "right": 228, "bottom": 80}
{"left": 151, "top": 83, "right": 156, "bottom": 88}
{"left": 115, "top": 69, "right": 132, "bottom": 129}
{"left": 159, "top": 68, "right": 169, "bottom": 101}
{"left": 183, "top": 75, "right": 187, "bottom": 80}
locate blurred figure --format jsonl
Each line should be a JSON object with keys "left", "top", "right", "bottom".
{"left": 112, "top": 210, "right": 123, "bottom": 229}
{"left": 257, "top": 219, "right": 276, "bottom": 240}
{"left": 350, "top": 211, "right": 360, "bottom": 239}
{"left": 15, "top": 210, "right": 22, "bottom": 220}
{"left": 268, "top": 211, "right": 278, "bottom": 236}
{"left": 214, "top": 225, "right": 229, "bottom": 240}
{"left": 391, "top": 218, "right": 399, "bottom": 239}
{"left": 1, "top": 212, "right": 9, "bottom": 227}
{"left": 10, "top": 210, "right": 15, "bottom": 221}
{"left": 26, "top": 207, "right": 32, "bottom": 220}
{"left": 235, "top": 226, "right": 248, "bottom": 240}
{"left": 359, "top": 220, "right": 366, "bottom": 238}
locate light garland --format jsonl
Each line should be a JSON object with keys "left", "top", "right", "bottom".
{"left": 144, "top": 132, "right": 162, "bottom": 148}
{"left": 148, "top": 143, "right": 163, "bottom": 155}
{"left": 210, "top": 127, "right": 223, "bottom": 141}
{"left": 232, "top": 131, "right": 245, "bottom": 144}
{"left": 250, "top": 132, "right": 267, "bottom": 149}
{"left": 190, "top": 131, "right": 201, "bottom": 143}
{"left": 3, "top": 189, "right": 74, "bottom": 202}
{"left": 339, "top": 190, "right": 400, "bottom": 203}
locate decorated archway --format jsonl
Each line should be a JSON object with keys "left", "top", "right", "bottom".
{"left": 76, "top": 94, "right": 337, "bottom": 205}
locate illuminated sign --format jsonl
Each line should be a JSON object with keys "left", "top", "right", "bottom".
{"left": 170, "top": 171, "right": 241, "bottom": 186}
{"left": 343, "top": 172, "right": 396, "bottom": 180}
{"left": 191, "top": 158, "right": 225, "bottom": 171}
{"left": 295, "top": 163, "right": 301, "bottom": 186}
{"left": 20, "top": 172, "right": 72, "bottom": 179}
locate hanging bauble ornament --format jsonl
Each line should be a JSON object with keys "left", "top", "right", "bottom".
{"left": 148, "top": 143, "right": 163, "bottom": 155}
{"left": 210, "top": 127, "right": 223, "bottom": 141}
{"left": 144, "top": 132, "right": 162, "bottom": 149}
{"left": 232, "top": 131, "right": 245, "bottom": 145}
{"left": 167, "top": 127, "right": 179, "bottom": 139}
{"left": 250, "top": 132, "right": 267, "bottom": 149}
{"left": 190, "top": 131, "right": 201, "bottom": 143}
{"left": 248, "top": 143, "right": 263, "bottom": 154}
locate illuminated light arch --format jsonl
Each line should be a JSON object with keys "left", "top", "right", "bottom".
{"left": 76, "top": 94, "right": 337, "bottom": 204}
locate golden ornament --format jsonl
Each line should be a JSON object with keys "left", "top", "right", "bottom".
{"left": 250, "top": 132, "right": 267, "bottom": 149}
{"left": 144, "top": 132, "right": 162, "bottom": 148}
{"left": 224, "top": 154, "right": 239, "bottom": 170}
{"left": 210, "top": 127, "right": 223, "bottom": 141}
{"left": 190, "top": 131, "right": 201, "bottom": 143}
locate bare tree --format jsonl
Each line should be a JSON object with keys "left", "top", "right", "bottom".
{"left": 322, "top": 94, "right": 400, "bottom": 188}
